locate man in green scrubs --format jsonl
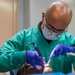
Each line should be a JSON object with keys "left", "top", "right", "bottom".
{"left": 0, "top": 1, "right": 75, "bottom": 74}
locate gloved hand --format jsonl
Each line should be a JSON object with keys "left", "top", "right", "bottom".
{"left": 50, "top": 44, "right": 75, "bottom": 59}
{"left": 26, "top": 51, "right": 45, "bottom": 72}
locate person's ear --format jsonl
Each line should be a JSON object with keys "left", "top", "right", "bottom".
{"left": 42, "top": 12, "right": 45, "bottom": 22}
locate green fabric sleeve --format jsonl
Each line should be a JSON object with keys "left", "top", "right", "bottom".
{"left": 0, "top": 30, "right": 26, "bottom": 72}
{"left": 70, "top": 56, "right": 75, "bottom": 70}
{"left": 0, "top": 50, "right": 26, "bottom": 72}
{"left": 71, "top": 44, "right": 75, "bottom": 69}
{"left": 69, "top": 51, "right": 75, "bottom": 70}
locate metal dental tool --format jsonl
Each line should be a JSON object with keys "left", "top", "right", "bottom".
{"left": 46, "top": 51, "right": 75, "bottom": 67}
{"left": 46, "top": 52, "right": 75, "bottom": 66}
{"left": 66, "top": 52, "right": 75, "bottom": 56}
{"left": 46, "top": 59, "right": 51, "bottom": 66}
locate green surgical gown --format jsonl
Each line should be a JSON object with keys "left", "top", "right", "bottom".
{"left": 0, "top": 26, "right": 75, "bottom": 74}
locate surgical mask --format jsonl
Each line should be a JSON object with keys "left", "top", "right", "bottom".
{"left": 42, "top": 25, "right": 60, "bottom": 40}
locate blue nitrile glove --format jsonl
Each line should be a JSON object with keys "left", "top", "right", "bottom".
{"left": 50, "top": 44, "right": 75, "bottom": 59}
{"left": 26, "top": 51, "right": 45, "bottom": 72}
